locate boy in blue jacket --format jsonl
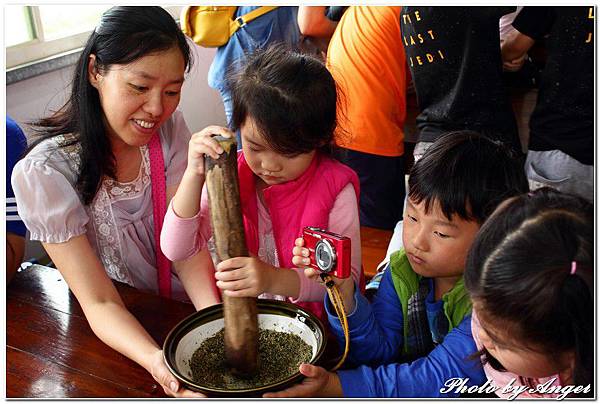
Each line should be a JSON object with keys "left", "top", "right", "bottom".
{"left": 267, "top": 131, "right": 529, "bottom": 397}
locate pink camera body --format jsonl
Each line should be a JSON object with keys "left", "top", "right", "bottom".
{"left": 302, "top": 226, "right": 351, "bottom": 279}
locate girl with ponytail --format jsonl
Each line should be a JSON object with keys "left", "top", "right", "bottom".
{"left": 465, "top": 187, "right": 593, "bottom": 398}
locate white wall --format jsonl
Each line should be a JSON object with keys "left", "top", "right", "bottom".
{"left": 179, "top": 44, "right": 227, "bottom": 131}
{"left": 6, "top": 42, "right": 226, "bottom": 137}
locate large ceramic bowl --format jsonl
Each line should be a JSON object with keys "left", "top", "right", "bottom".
{"left": 163, "top": 300, "right": 327, "bottom": 397}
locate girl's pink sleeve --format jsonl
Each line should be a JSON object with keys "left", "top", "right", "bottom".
{"left": 160, "top": 184, "right": 212, "bottom": 261}
{"left": 292, "top": 183, "right": 362, "bottom": 302}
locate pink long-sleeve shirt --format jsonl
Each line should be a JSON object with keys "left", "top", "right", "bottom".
{"left": 161, "top": 182, "right": 362, "bottom": 303}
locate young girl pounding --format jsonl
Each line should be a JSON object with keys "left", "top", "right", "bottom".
{"left": 161, "top": 45, "right": 363, "bottom": 320}
{"left": 465, "top": 187, "right": 593, "bottom": 398}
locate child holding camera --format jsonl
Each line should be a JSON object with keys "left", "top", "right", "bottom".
{"left": 271, "top": 131, "right": 529, "bottom": 397}
{"left": 160, "top": 45, "right": 363, "bottom": 321}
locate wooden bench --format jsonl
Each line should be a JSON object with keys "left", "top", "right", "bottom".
{"left": 360, "top": 226, "right": 393, "bottom": 280}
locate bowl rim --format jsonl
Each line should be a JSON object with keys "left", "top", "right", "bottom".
{"left": 163, "top": 299, "right": 327, "bottom": 395}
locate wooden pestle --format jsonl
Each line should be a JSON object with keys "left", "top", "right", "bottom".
{"left": 204, "top": 136, "right": 259, "bottom": 377}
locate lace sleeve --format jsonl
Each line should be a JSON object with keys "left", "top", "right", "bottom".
{"left": 11, "top": 153, "right": 88, "bottom": 243}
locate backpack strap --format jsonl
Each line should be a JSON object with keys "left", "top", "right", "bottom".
{"left": 148, "top": 132, "right": 171, "bottom": 298}
{"left": 229, "top": 6, "right": 278, "bottom": 35}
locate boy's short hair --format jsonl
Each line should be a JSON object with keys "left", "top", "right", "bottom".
{"left": 408, "top": 131, "right": 529, "bottom": 223}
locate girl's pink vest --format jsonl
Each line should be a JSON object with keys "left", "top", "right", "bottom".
{"left": 237, "top": 152, "right": 361, "bottom": 322}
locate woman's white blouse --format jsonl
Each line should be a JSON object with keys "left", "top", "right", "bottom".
{"left": 12, "top": 110, "right": 192, "bottom": 300}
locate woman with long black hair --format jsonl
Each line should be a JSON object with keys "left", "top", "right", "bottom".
{"left": 12, "top": 7, "right": 219, "bottom": 396}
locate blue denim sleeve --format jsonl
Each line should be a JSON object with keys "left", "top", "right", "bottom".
{"left": 337, "top": 315, "right": 486, "bottom": 397}
{"left": 325, "top": 266, "right": 405, "bottom": 366}
{"left": 7, "top": 117, "right": 27, "bottom": 237}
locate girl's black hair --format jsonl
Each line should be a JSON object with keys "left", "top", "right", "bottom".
{"left": 228, "top": 44, "right": 338, "bottom": 156}
{"left": 27, "top": 6, "right": 191, "bottom": 205}
{"left": 408, "top": 130, "right": 529, "bottom": 223}
{"left": 465, "top": 188, "right": 594, "bottom": 396}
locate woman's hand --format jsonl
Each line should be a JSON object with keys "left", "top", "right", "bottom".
{"left": 262, "top": 364, "right": 343, "bottom": 397}
{"left": 215, "top": 257, "right": 276, "bottom": 297}
{"left": 502, "top": 54, "right": 526, "bottom": 72}
{"left": 149, "top": 350, "right": 206, "bottom": 398}
{"left": 185, "top": 125, "right": 234, "bottom": 177}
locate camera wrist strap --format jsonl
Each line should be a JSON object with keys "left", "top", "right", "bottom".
{"left": 320, "top": 274, "right": 350, "bottom": 371}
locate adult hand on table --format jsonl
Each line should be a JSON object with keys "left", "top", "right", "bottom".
{"left": 150, "top": 350, "right": 206, "bottom": 398}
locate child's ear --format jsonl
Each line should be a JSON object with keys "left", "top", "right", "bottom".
{"left": 87, "top": 54, "right": 101, "bottom": 89}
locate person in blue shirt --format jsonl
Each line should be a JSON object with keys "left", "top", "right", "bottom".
{"left": 268, "top": 131, "right": 529, "bottom": 398}
{"left": 208, "top": 6, "right": 300, "bottom": 148}
{"left": 7, "top": 116, "right": 28, "bottom": 282}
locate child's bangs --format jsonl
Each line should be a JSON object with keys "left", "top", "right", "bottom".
{"left": 407, "top": 175, "right": 475, "bottom": 222}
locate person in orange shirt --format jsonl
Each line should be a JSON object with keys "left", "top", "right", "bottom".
{"left": 325, "top": 6, "right": 407, "bottom": 230}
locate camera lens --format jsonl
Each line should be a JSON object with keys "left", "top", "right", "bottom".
{"left": 315, "top": 239, "right": 336, "bottom": 273}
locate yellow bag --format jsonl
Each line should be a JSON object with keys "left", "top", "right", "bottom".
{"left": 181, "top": 6, "right": 278, "bottom": 48}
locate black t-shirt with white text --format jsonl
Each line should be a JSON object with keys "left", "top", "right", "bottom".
{"left": 513, "top": 6, "right": 594, "bottom": 165}
{"left": 401, "top": 7, "right": 521, "bottom": 152}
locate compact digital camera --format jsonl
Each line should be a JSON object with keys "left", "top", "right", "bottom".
{"left": 302, "top": 226, "right": 351, "bottom": 279}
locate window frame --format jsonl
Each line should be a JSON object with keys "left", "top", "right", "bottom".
{"left": 6, "top": 6, "right": 183, "bottom": 69}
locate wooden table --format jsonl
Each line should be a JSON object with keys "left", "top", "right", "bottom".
{"left": 7, "top": 227, "right": 391, "bottom": 398}
{"left": 360, "top": 226, "right": 393, "bottom": 279}
{"left": 7, "top": 264, "right": 195, "bottom": 398}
